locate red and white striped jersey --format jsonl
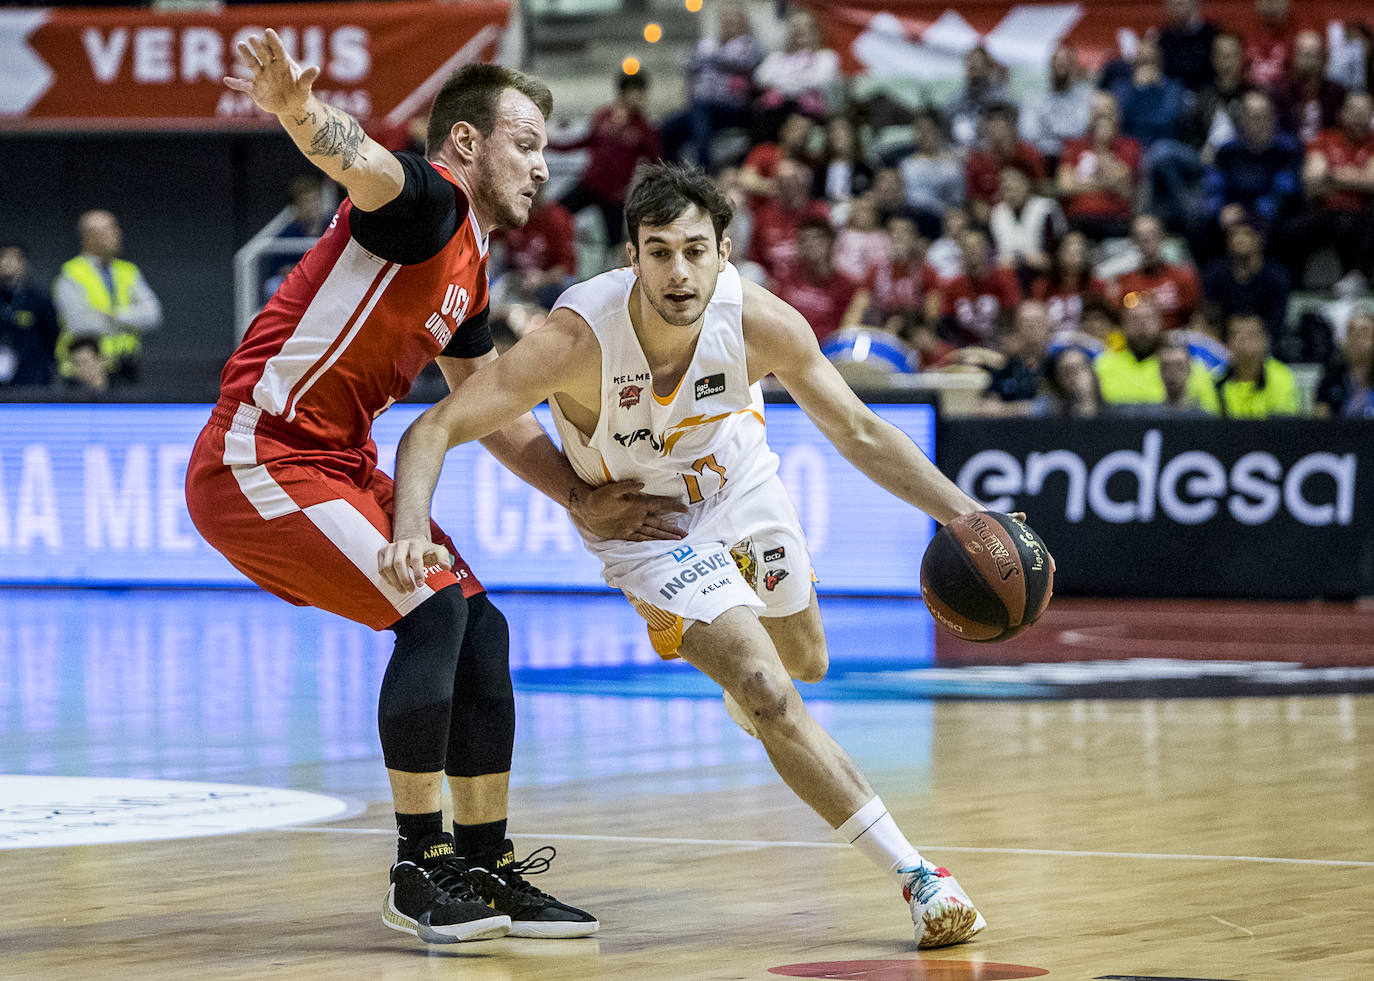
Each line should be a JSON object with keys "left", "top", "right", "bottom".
{"left": 218, "top": 161, "right": 489, "bottom": 457}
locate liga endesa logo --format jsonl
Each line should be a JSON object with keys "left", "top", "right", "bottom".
{"left": 957, "top": 429, "right": 1356, "bottom": 527}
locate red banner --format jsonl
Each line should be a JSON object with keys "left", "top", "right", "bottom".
{"left": 801, "top": 0, "right": 1358, "bottom": 78}
{"left": 0, "top": 1, "right": 508, "bottom": 129}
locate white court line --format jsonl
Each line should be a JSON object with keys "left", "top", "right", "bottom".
{"left": 275, "top": 826, "right": 1374, "bottom": 868}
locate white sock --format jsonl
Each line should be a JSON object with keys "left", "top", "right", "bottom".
{"left": 837, "top": 795, "right": 923, "bottom": 884}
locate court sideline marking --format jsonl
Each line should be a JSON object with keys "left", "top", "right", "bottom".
{"left": 275, "top": 827, "right": 1374, "bottom": 867}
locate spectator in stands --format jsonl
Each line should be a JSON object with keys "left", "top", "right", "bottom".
{"left": 1245, "top": 0, "right": 1298, "bottom": 89}
{"left": 770, "top": 216, "right": 861, "bottom": 344}
{"left": 0, "top": 243, "right": 60, "bottom": 388}
{"left": 62, "top": 335, "right": 111, "bottom": 397}
{"left": 494, "top": 188, "right": 577, "bottom": 311}
{"left": 832, "top": 194, "right": 890, "bottom": 283}
{"left": 989, "top": 165, "right": 1065, "bottom": 290}
{"left": 1057, "top": 93, "right": 1142, "bottom": 241}
{"left": 263, "top": 173, "right": 333, "bottom": 300}
{"left": 964, "top": 103, "right": 1046, "bottom": 224}
{"left": 1034, "top": 230, "right": 1108, "bottom": 334}
{"left": 715, "top": 167, "right": 768, "bottom": 285}
{"left": 812, "top": 115, "right": 875, "bottom": 207}
{"left": 660, "top": 1, "right": 765, "bottom": 169}
{"left": 868, "top": 167, "right": 911, "bottom": 225}
{"left": 1095, "top": 293, "right": 1219, "bottom": 410}
{"left": 54, "top": 209, "right": 161, "bottom": 385}
{"left": 1155, "top": 335, "right": 1214, "bottom": 415}
{"left": 1202, "top": 219, "right": 1291, "bottom": 341}
{"left": 1275, "top": 31, "right": 1346, "bottom": 146}
{"left": 945, "top": 46, "right": 1011, "bottom": 148}
{"left": 1114, "top": 213, "right": 1202, "bottom": 331}
{"left": 739, "top": 112, "right": 818, "bottom": 198}
{"left": 1315, "top": 305, "right": 1374, "bottom": 417}
{"left": 1327, "top": 22, "right": 1372, "bottom": 95}
{"left": 1217, "top": 312, "right": 1301, "bottom": 416}
{"left": 750, "top": 158, "right": 827, "bottom": 280}
{"left": 1020, "top": 43, "right": 1094, "bottom": 171}
{"left": 935, "top": 227, "right": 1023, "bottom": 347}
{"left": 1156, "top": 0, "right": 1219, "bottom": 92}
{"left": 1080, "top": 293, "right": 1122, "bottom": 346}
{"left": 899, "top": 312, "right": 961, "bottom": 370}
{"left": 1044, "top": 345, "right": 1105, "bottom": 416}
{"left": 1298, "top": 92, "right": 1374, "bottom": 280}
{"left": 1109, "top": 38, "right": 1190, "bottom": 147}
{"left": 554, "top": 72, "right": 660, "bottom": 248}
{"left": 858, "top": 212, "right": 940, "bottom": 326}
{"left": 751, "top": 8, "right": 840, "bottom": 141}
{"left": 1200, "top": 90, "right": 1302, "bottom": 254}
{"left": 895, "top": 107, "right": 966, "bottom": 230}
{"left": 926, "top": 205, "right": 970, "bottom": 281}
{"left": 978, "top": 299, "right": 1054, "bottom": 415}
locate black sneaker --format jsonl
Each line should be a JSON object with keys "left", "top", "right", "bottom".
{"left": 461, "top": 840, "right": 600, "bottom": 938}
{"left": 383, "top": 834, "right": 511, "bottom": 943}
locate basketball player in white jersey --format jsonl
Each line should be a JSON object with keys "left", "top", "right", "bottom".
{"left": 382, "top": 164, "right": 992, "bottom": 947}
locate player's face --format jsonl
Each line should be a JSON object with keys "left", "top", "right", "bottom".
{"left": 473, "top": 89, "right": 549, "bottom": 231}
{"left": 631, "top": 205, "right": 731, "bottom": 328}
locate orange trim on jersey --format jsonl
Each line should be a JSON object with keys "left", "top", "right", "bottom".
{"left": 660, "top": 408, "right": 765, "bottom": 455}
{"left": 652, "top": 372, "right": 685, "bottom": 406}
{"left": 600, "top": 454, "right": 613, "bottom": 482}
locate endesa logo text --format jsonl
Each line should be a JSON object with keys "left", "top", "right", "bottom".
{"left": 957, "top": 430, "right": 1355, "bottom": 527}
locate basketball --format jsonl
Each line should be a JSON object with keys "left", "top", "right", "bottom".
{"left": 920, "top": 512, "right": 1054, "bottom": 642}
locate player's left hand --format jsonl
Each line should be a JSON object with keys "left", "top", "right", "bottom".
{"left": 570, "top": 480, "right": 688, "bottom": 542}
{"left": 379, "top": 536, "right": 453, "bottom": 592}
{"left": 224, "top": 28, "right": 320, "bottom": 116}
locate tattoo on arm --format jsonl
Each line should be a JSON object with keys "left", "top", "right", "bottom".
{"left": 305, "top": 107, "right": 367, "bottom": 171}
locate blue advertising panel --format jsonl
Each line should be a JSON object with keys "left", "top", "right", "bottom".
{"left": 0, "top": 403, "right": 935, "bottom": 593}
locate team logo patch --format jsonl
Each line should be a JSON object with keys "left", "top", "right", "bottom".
{"left": 619, "top": 385, "right": 643, "bottom": 408}
{"left": 764, "top": 568, "right": 789, "bottom": 591}
{"left": 694, "top": 373, "right": 725, "bottom": 400}
{"left": 730, "top": 538, "right": 758, "bottom": 590}
{"left": 763, "top": 547, "right": 785, "bottom": 563}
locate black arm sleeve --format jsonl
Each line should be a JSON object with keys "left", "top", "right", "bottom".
{"left": 348, "top": 152, "right": 467, "bottom": 265}
{"left": 441, "top": 304, "right": 495, "bottom": 359}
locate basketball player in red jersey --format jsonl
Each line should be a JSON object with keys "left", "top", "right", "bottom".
{"left": 185, "top": 29, "right": 684, "bottom": 945}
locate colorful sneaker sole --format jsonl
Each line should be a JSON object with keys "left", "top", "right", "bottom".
{"left": 382, "top": 885, "right": 511, "bottom": 943}
{"left": 916, "top": 898, "right": 983, "bottom": 949}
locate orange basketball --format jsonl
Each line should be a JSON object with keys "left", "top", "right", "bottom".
{"left": 920, "top": 512, "right": 1054, "bottom": 642}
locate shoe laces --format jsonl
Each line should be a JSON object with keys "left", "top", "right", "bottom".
{"left": 491, "top": 845, "right": 557, "bottom": 897}
{"left": 424, "top": 861, "right": 482, "bottom": 903}
{"left": 904, "top": 864, "right": 945, "bottom": 905}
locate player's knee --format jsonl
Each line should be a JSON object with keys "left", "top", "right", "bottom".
{"left": 733, "top": 667, "right": 797, "bottom": 729}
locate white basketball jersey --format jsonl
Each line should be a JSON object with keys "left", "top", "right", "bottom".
{"left": 549, "top": 263, "right": 779, "bottom": 557}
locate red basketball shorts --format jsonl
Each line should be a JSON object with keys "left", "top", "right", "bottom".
{"left": 185, "top": 404, "right": 481, "bottom": 630}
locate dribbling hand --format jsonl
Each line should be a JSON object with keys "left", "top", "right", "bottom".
{"left": 224, "top": 28, "right": 320, "bottom": 116}
{"left": 379, "top": 537, "right": 453, "bottom": 593}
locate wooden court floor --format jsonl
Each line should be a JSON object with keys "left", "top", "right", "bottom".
{"left": 1, "top": 591, "right": 1372, "bottom": 981}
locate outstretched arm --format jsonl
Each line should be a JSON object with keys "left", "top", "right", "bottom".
{"left": 742, "top": 279, "right": 981, "bottom": 525}
{"left": 225, "top": 28, "right": 403, "bottom": 212}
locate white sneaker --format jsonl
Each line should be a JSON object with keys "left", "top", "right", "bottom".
{"left": 722, "top": 691, "right": 759, "bottom": 739}
{"left": 901, "top": 863, "right": 985, "bottom": 948}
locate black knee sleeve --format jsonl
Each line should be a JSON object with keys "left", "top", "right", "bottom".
{"left": 445, "top": 593, "right": 516, "bottom": 778}
{"left": 379, "top": 587, "right": 468, "bottom": 773}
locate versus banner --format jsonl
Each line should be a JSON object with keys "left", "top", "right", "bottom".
{"left": 0, "top": 1, "right": 507, "bottom": 128}
{"left": 939, "top": 418, "right": 1374, "bottom": 599}
{"left": 804, "top": 0, "right": 1357, "bottom": 78}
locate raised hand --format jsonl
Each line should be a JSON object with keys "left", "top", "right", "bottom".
{"left": 224, "top": 28, "right": 320, "bottom": 117}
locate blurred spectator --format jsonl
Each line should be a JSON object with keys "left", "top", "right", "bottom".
{"left": 894, "top": 108, "right": 966, "bottom": 228}
{"left": 1202, "top": 219, "right": 1290, "bottom": 341}
{"left": 1315, "top": 306, "right": 1374, "bottom": 417}
{"left": 858, "top": 212, "right": 940, "bottom": 325}
{"left": 0, "top": 244, "right": 60, "bottom": 388}
{"left": 1201, "top": 90, "right": 1302, "bottom": 249}
{"left": 989, "top": 165, "right": 1065, "bottom": 289}
{"left": 1021, "top": 43, "right": 1094, "bottom": 170}
{"left": 945, "top": 46, "right": 1012, "bottom": 147}
{"left": 1080, "top": 293, "right": 1123, "bottom": 346}
{"left": 1109, "top": 38, "right": 1190, "bottom": 147}
{"left": 739, "top": 112, "right": 818, "bottom": 198}
{"left": 1057, "top": 93, "right": 1142, "bottom": 240}
{"left": 1044, "top": 345, "right": 1105, "bottom": 416}
{"left": 899, "top": 313, "right": 961, "bottom": 370}
{"left": 1033, "top": 230, "right": 1108, "bottom": 333}
{"left": 964, "top": 103, "right": 1047, "bottom": 224}
{"left": 832, "top": 194, "right": 890, "bottom": 283}
{"left": 716, "top": 167, "right": 767, "bottom": 283}
{"left": 1095, "top": 294, "right": 1219, "bottom": 410}
{"left": 553, "top": 72, "right": 660, "bottom": 247}
{"left": 1155, "top": 335, "right": 1214, "bottom": 415}
{"left": 978, "top": 299, "right": 1054, "bottom": 415}
{"left": 62, "top": 335, "right": 111, "bottom": 397}
{"left": 1114, "top": 213, "right": 1201, "bottom": 331}
{"left": 263, "top": 174, "right": 333, "bottom": 301}
{"left": 771, "top": 217, "right": 861, "bottom": 344}
{"left": 1297, "top": 92, "right": 1374, "bottom": 280}
{"left": 1274, "top": 30, "right": 1347, "bottom": 146}
{"left": 868, "top": 167, "right": 911, "bottom": 225}
{"left": 750, "top": 159, "right": 827, "bottom": 279}
{"left": 54, "top": 209, "right": 161, "bottom": 385}
{"left": 1217, "top": 313, "right": 1301, "bottom": 416}
{"left": 935, "top": 227, "right": 1023, "bottom": 347}
{"left": 926, "top": 206, "right": 970, "bottom": 280}
{"left": 660, "top": 1, "right": 764, "bottom": 169}
{"left": 1156, "top": 0, "right": 1219, "bottom": 92}
{"left": 1327, "top": 22, "right": 1373, "bottom": 95}
{"left": 493, "top": 189, "right": 577, "bottom": 311}
{"left": 812, "top": 116, "right": 875, "bottom": 207}
{"left": 751, "top": 9, "right": 840, "bottom": 141}
{"left": 1244, "top": 0, "right": 1298, "bottom": 89}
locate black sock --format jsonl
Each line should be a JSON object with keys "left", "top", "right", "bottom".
{"left": 454, "top": 818, "right": 507, "bottom": 864}
{"left": 396, "top": 810, "right": 445, "bottom": 862}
